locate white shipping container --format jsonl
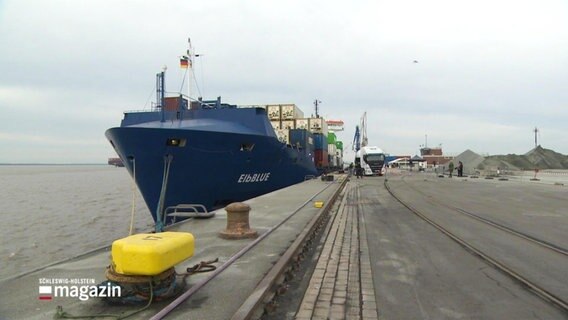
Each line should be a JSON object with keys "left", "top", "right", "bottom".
{"left": 309, "top": 117, "right": 329, "bottom": 136}
{"left": 270, "top": 120, "right": 281, "bottom": 131}
{"left": 295, "top": 118, "right": 309, "bottom": 130}
{"left": 328, "top": 144, "right": 337, "bottom": 156}
{"left": 281, "top": 104, "right": 304, "bottom": 119}
{"left": 327, "top": 155, "right": 336, "bottom": 168}
{"left": 275, "top": 129, "right": 290, "bottom": 144}
{"left": 267, "top": 105, "right": 281, "bottom": 120}
{"left": 281, "top": 120, "right": 295, "bottom": 130}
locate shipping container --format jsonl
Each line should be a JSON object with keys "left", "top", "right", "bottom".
{"left": 295, "top": 118, "right": 309, "bottom": 130}
{"left": 328, "top": 143, "right": 337, "bottom": 156}
{"left": 275, "top": 129, "right": 290, "bottom": 144}
{"left": 281, "top": 120, "right": 295, "bottom": 130}
{"left": 309, "top": 117, "right": 329, "bottom": 136}
{"left": 337, "top": 156, "right": 344, "bottom": 168}
{"left": 328, "top": 132, "right": 337, "bottom": 145}
{"left": 289, "top": 129, "right": 314, "bottom": 154}
{"left": 331, "top": 155, "right": 340, "bottom": 168}
{"left": 315, "top": 150, "right": 329, "bottom": 168}
{"left": 270, "top": 120, "right": 281, "bottom": 131}
{"left": 163, "top": 97, "right": 188, "bottom": 111}
{"left": 281, "top": 104, "right": 304, "bottom": 119}
{"left": 267, "top": 105, "right": 281, "bottom": 120}
{"left": 313, "top": 133, "right": 328, "bottom": 151}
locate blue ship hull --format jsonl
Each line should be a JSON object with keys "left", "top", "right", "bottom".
{"left": 105, "top": 106, "right": 318, "bottom": 224}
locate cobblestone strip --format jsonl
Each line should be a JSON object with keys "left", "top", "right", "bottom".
{"left": 345, "top": 187, "right": 361, "bottom": 319}
{"left": 357, "top": 184, "right": 379, "bottom": 319}
{"left": 295, "top": 184, "right": 351, "bottom": 320}
{"left": 296, "top": 181, "right": 378, "bottom": 320}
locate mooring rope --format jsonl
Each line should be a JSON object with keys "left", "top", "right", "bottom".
{"left": 53, "top": 259, "right": 219, "bottom": 319}
{"left": 128, "top": 158, "right": 136, "bottom": 236}
{"left": 155, "top": 155, "right": 173, "bottom": 232}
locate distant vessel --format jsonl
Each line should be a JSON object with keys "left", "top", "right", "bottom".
{"left": 107, "top": 157, "right": 124, "bottom": 167}
{"left": 105, "top": 40, "right": 343, "bottom": 226}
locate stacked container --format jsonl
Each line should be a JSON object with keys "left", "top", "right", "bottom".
{"left": 267, "top": 105, "right": 282, "bottom": 120}
{"left": 327, "top": 133, "right": 337, "bottom": 168}
{"left": 281, "top": 104, "right": 304, "bottom": 119}
{"left": 295, "top": 118, "right": 309, "bottom": 130}
{"left": 313, "top": 133, "right": 329, "bottom": 168}
{"left": 281, "top": 120, "right": 295, "bottom": 130}
{"left": 308, "top": 118, "right": 329, "bottom": 136}
{"left": 264, "top": 103, "right": 341, "bottom": 171}
{"left": 289, "top": 129, "right": 314, "bottom": 156}
{"left": 335, "top": 141, "right": 344, "bottom": 168}
{"left": 267, "top": 104, "right": 305, "bottom": 144}
{"left": 275, "top": 128, "right": 290, "bottom": 144}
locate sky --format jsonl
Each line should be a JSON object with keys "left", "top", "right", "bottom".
{"left": 1, "top": 0, "right": 567, "bottom": 163}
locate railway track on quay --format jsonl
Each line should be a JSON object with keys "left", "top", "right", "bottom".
{"left": 385, "top": 174, "right": 568, "bottom": 315}
{"left": 0, "top": 175, "right": 350, "bottom": 319}
{"left": 151, "top": 175, "right": 349, "bottom": 320}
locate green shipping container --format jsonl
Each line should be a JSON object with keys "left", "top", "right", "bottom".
{"left": 336, "top": 141, "right": 343, "bottom": 150}
{"left": 328, "top": 132, "right": 337, "bottom": 144}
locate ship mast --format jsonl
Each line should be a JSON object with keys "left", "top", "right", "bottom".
{"left": 180, "top": 38, "right": 194, "bottom": 102}
{"left": 180, "top": 38, "right": 203, "bottom": 107}
{"left": 314, "top": 99, "right": 321, "bottom": 118}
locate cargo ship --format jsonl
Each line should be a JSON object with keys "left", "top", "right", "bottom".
{"left": 105, "top": 41, "right": 343, "bottom": 226}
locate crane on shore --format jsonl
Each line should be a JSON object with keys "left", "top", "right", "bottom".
{"left": 352, "top": 112, "right": 368, "bottom": 152}
{"left": 352, "top": 112, "right": 386, "bottom": 176}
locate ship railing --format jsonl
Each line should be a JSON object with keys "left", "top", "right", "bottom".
{"left": 164, "top": 204, "right": 215, "bottom": 223}
{"left": 237, "top": 104, "right": 267, "bottom": 109}
{"left": 123, "top": 107, "right": 162, "bottom": 113}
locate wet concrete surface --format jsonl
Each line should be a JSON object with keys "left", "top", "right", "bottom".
{"left": 361, "top": 171, "right": 567, "bottom": 319}
{"left": 2, "top": 170, "right": 566, "bottom": 319}
{"left": 0, "top": 177, "right": 343, "bottom": 320}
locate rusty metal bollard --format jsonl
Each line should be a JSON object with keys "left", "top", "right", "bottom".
{"left": 219, "top": 202, "right": 258, "bottom": 240}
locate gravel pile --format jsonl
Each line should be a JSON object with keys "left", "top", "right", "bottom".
{"left": 452, "top": 149, "right": 485, "bottom": 175}
{"left": 477, "top": 146, "right": 568, "bottom": 171}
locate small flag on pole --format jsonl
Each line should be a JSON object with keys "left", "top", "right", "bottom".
{"left": 180, "top": 56, "right": 191, "bottom": 69}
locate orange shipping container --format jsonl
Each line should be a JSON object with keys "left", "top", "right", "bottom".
{"left": 315, "top": 150, "right": 329, "bottom": 168}
{"left": 163, "top": 97, "right": 188, "bottom": 111}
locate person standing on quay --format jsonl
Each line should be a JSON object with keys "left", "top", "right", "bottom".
{"left": 448, "top": 161, "right": 454, "bottom": 177}
{"left": 458, "top": 161, "right": 464, "bottom": 177}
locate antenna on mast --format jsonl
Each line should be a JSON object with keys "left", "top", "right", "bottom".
{"left": 186, "top": 38, "right": 193, "bottom": 100}
{"left": 314, "top": 99, "right": 321, "bottom": 118}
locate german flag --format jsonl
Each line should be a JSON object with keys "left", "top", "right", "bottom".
{"left": 180, "top": 57, "right": 190, "bottom": 69}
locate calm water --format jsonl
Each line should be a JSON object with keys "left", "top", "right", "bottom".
{"left": 0, "top": 165, "right": 154, "bottom": 280}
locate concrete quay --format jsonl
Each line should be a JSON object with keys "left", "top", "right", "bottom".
{"left": 0, "top": 176, "right": 345, "bottom": 320}
{"left": 292, "top": 169, "right": 567, "bottom": 319}
{"left": 2, "top": 169, "right": 567, "bottom": 319}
